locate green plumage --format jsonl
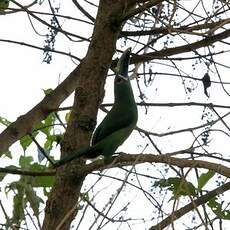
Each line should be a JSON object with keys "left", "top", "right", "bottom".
{"left": 54, "top": 48, "right": 138, "bottom": 167}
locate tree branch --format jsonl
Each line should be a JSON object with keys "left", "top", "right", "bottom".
{"left": 121, "top": 19, "right": 230, "bottom": 37}
{"left": 0, "top": 62, "right": 84, "bottom": 154}
{"left": 149, "top": 181, "right": 230, "bottom": 230}
{"left": 59, "top": 102, "right": 230, "bottom": 111}
{"left": 84, "top": 153, "right": 230, "bottom": 178}
{"left": 2, "top": 152, "right": 230, "bottom": 180}
{"left": 102, "top": 102, "right": 230, "bottom": 109}
{"left": 129, "top": 29, "right": 230, "bottom": 63}
{"left": 72, "top": 0, "right": 95, "bottom": 23}
{"left": 110, "top": 28, "right": 230, "bottom": 68}
{"left": 0, "top": 39, "right": 81, "bottom": 61}
{"left": 122, "top": 0, "right": 163, "bottom": 22}
{"left": 0, "top": 167, "right": 55, "bottom": 176}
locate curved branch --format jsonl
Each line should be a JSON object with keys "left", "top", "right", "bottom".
{"left": 0, "top": 39, "right": 81, "bottom": 61}
{"left": 102, "top": 102, "right": 230, "bottom": 109}
{"left": 130, "top": 29, "right": 230, "bottom": 63}
{"left": 121, "top": 19, "right": 230, "bottom": 37}
{"left": 84, "top": 153, "right": 230, "bottom": 178}
{"left": 59, "top": 102, "right": 230, "bottom": 111}
{"left": 149, "top": 181, "right": 230, "bottom": 230}
{"left": 1, "top": 152, "right": 230, "bottom": 179}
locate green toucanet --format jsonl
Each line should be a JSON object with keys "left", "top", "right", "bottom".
{"left": 54, "top": 48, "right": 138, "bottom": 167}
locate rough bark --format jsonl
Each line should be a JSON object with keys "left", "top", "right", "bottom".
{"left": 42, "top": 1, "right": 136, "bottom": 229}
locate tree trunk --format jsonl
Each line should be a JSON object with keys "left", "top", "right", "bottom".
{"left": 42, "top": 1, "right": 136, "bottom": 229}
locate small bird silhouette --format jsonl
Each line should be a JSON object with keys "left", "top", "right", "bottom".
{"left": 202, "top": 73, "right": 211, "bottom": 97}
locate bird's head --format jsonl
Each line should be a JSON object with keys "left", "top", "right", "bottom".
{"left": 115, "top": 48, "right": 131, "bottom": 82}
{"left": 114, "top": 48, "right": 134, "bottom": 103}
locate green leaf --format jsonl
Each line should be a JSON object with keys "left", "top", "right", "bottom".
{"left": 32, "top": 175, "right": 54, "bottom": 187}
{"left": 40, "top": 113, "right": 56, "bottom": 136}
{"left": 198, "top": 170, "right": 215, "bottom": 190}
{"left": 26, "top": 163, "right": 54, "bottom": 187}
{"left": 0, "top": 172, "right": 6, "bottom": 181}
{"left": 42, "top": 88, "right": 53, "bottom": 95}
{"left": 44, "top": 134, "right": 57, "bottom": 149}
{"left": 208, "top": 197, "right": 230, "bottom": 220}
{"left": 65, "top": 111, "right": 71, "bottom": 122}
{"left": 5, "top": 165, "right": 18, "bottom": 170}
{"left": 20, "top": 135, "right": 33, "bottom": 151}
{"left": 38, "top": 135, "right": 57, "bottom": 162}
{"left": 11, "top": 183, "right": 24, "bottom": 226}
{"left": 29, "top": 162, "right": 45, "bottom": 171}
{"left": 0, "top": 116, "right": 11, "bottom": 126}
{"left": 44, "top": 137, "right": 53, "bottom": 150}
{"left": 7, "top": 175, "right": 48, "bottom": 225}
{"left": 25, "top": 184, "right": 44, "bottom": 218}
{"left": 54, "top": 134, "right": 63, "bottom": 146}
{"left": 154, "top": 177, "right": 196, "bottom": 198}
{"left": 82, "top": 192, "right": 90, "bottom": 202}
{"left": 0, "top": 0, "right": 9, "bottom": 11}
{"left": 45, "top": 134, "right": 62, "bottom": 149}
{"left": 19, "top": 155, "right": 33, "bottom": 168}
{"left": 43, "top": 187, "right": 52, "bottom": 197}
{"left": 2, "top": 150, "right": 12, "bottom": 158}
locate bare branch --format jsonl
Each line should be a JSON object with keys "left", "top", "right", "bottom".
{"left": 0, "top": 62, "right": 83, "bottom": 154}
{"left": 122, "top": 29, "right": 230, "bottom": 65}
{"left": 0, "top": 39, "right": 81, "bottom": 61}
{"left": 84, "top": 153, "right": 230, "bottom": 178}
{"left": 0, "top": 167, "right": 55, "bottom": 176}
{"left": 72, "top": 0, "right": 95, "bottom": 23}
{"left": 121, "top": 18, "right": 230, "bottom": 37}
{"left": 122, "top": 0, "right": 164, "bottom": 22}
{"left": 150, "top": 181, "right": 230, "bottom": 230}
{"left": 11, "top": 0, "right": 90, "bottom": 42}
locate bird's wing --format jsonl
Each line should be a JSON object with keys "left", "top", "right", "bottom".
{"left": 92, "top": 106, "right": 137, "bottom": 145}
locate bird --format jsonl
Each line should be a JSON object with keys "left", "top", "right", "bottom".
{"left": 201, "top": 73, "right": 211, "bottom": 97}
{"left": 54, "top": 48, "right": 138, "bottom": 167}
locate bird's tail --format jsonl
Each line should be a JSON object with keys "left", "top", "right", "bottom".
{"left": 53, "top": 146, "right": 91, "bottom": 168}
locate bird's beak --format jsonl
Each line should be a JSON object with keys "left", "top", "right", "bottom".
{"left": 116, "top": 48, "right": 131, "bottom": 78}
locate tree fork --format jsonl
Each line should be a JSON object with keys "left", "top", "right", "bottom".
{"left": 41, "top": 1, "right": 136, "bottom": 229}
